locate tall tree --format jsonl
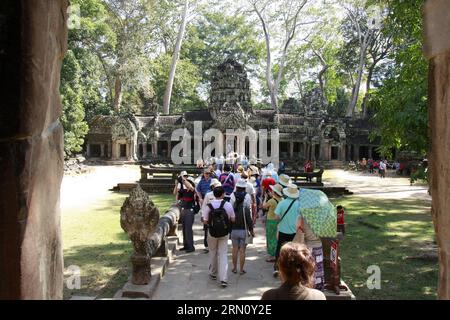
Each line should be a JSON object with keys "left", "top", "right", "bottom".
{"left": 369, "top": 0, "right": 428, "bottom": 156}
{"left": 250, "top": 0, "right": 309, "bottom": 112}
{"left": 60, "top": 50, "right": 89, "bottom": 157}
{"left": 340, "top": 0, "right": 384, "bottom": 117}
{"left": 163, "top": 0, "right": 190, "bottom": 115}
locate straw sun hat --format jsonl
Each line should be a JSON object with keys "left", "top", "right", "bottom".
{"left": 269, "top": 184, "right": 283, "bottom": 197}
{"left": 278, "top": 174, "right": 292, "bottom": 187}
{"left": 283, "top": 184, "right": 299, "bottom": 198}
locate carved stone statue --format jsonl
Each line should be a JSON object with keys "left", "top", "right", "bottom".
{"left": 120, "top": 185, "right": 160, "bottom": 284}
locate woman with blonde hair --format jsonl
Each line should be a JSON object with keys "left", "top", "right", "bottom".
{"left": 261, "top": 242, "right": 326, "bottom": 300}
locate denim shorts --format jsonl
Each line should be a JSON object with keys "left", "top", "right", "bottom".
{"left": 231, "top": 229, "right": 247, "bottom": 248}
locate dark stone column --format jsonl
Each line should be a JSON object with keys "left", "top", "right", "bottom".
{"left": 0, "top": 0, "right": 68, "bottom": 299}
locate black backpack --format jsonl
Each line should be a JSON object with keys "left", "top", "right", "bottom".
{"left": 207, "top": 200, "right": 230, "bottom": 238}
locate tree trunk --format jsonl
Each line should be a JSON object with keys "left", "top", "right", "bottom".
{"left": 113, "top": 75, "right": 122, "bottom": 113}
{"left": 362, "top": 63, "right": 375, "bottom": 118}
{"left": 346, "top": 49, "right": 365, "bottom": 117}
{"left": 163, "top": 0, "right": 189, "bottom": 115}
{"left": 424, "top": 0, "right": 450, "bottom": 300}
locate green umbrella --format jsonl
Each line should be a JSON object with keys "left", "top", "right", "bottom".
{"left": 298, "top": 188, "right": 336, "bottom": 238}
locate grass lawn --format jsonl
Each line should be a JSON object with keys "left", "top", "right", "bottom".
{"left": 62, "top": 191, "right": 174, "bottom": 299}
{"left": 332, "top": 196, "right": 437, "bottom": 299}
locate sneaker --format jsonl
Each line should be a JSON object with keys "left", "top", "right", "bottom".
{"left": 209, "top": 274, "right": 217, "bottom": 280}
{"left": 185, "top": 248, "right": 195, "bottom": 253}
{"left": 221, "top": 281, "right": 228, "bottom": 288}
{"left": 203, "top": 248, "right": 209, "bottom": 254}
{"left": 179, "top": 247, "right": 187, "bottom": 251}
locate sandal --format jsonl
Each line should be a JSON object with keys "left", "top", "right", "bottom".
{"left": 240, "top": 270, "right": 246, "bottom": 275}
{"left": 232, "top": 269, "right": 237, "bottom": 274}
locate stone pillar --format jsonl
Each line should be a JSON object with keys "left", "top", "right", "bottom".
{"left": 354, "top": 144, "right": 360, "bottom": 161}
{"left": 167, "top": 140, "right": 172, "bottom": 159}
{"left": 153, "top": 141, "right": 158, "bottom": 157}
{"left": 100, "top": 144, "right": 105, "bottom": 158}
{"left": 368, "top": 146, "right": 373, "bottom": 159}
{"left": 289, "top": 141, "right": 294, "bottom": 159}
{"left": 86, "top": 143, "right": 91, "bottom": 157}
{"left": 0, "top": 0, "right": 68, "bottom": 299}
{"left": 143, "top": 144, "right": 148, "bottom": 159}
{"left": 424, "top": 0, "right": 450, "bottom": 299}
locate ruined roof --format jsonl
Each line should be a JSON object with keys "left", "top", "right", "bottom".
{"left": 135, "top": 116, "right": 156, "bottom": 129}
{"left": 278, "top": 114, "right": 305, "bottom": 126}
{"left": 157, "top": 115, "right": 183, "bottom": 126}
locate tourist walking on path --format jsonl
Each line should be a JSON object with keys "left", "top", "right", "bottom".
{"left": 273, "top": 184, "right": 300, "bottom": 277}
{"left": 219, "top": 165, "right": 236, "bottom": 201}
{"left": 174, "top": 172, "right": 197, "bottom": 253}
{"left": 202, "top": 187, "right": 235, "bottom": 288}
{"left": 262, "top": 184, "right": 283, "bottom": 262}
{"left": 230, "top": 180, "right": 254, "bottom": 275}
{"left": 261, "top": 242, "right": 326, "bottom": 300}
{"left": 379, "top": 160, "right": 387, "bottom": 178}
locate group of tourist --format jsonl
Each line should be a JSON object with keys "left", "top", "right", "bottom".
{"left": 355, "top": 158, "right": 388, "bottom": 178}
{"left": 174, "top": 160, "right": 330, "bottom": 299}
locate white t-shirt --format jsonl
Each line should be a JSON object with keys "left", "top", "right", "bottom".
{"left": 200, "top": 190, "right": 216, "bottom": 215}
{"left": 380, "top": 162, "right": 387, "bottom": 170}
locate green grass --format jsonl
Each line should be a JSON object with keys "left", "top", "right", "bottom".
{"left": 62, "top": 192, "right": 173, "bottom": 299}
{"left": 332, "top": 196, "right": 437, "bottom": 300}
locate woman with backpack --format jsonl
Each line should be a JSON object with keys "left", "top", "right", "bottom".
{"left": 262, "top": 184, "right": 283, "bottom": 263}
{"left": 230, "top": 180, "right": 255, "bottom": 275}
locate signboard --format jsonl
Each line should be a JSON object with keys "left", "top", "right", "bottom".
{"left": 330, "top": 241, "right": 338, "bottom": 270}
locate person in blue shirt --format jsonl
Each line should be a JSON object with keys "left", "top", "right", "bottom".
{"left": 196, "top": 168, "right": 212, "bottom": 253}
{"left": 272, "top": 184, "right": 300, "bottom": 277}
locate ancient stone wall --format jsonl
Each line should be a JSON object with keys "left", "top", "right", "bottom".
{"left": 0, "top": 0, "right": 68, "bottom": 299}
{"left": 424, "top": 0, "right": 450, "bottom": 300}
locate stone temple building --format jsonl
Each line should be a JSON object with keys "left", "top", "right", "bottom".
{"left": 85, "top": 58, "right": 380, "bottom": 166}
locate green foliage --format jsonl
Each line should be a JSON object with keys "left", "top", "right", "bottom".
{"left": 150, "top": 54, "right": 205, "bottom": 113}
{"left": 182, "top": 12, "right": 265, "bottom": 87}
{"left": 60, "top": 50, "right": 89, "bottom": 157}
{"left": 369, "top": 0, "right": 428, "bottom": 155}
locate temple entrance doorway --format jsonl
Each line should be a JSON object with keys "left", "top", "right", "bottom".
{"left": 119, "top": 144, "right": 127, "bottom": 158}
{"left": 331, "top": 146, "right": 339, "bottom": 160}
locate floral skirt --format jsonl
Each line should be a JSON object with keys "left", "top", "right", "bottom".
{"left": 266, "top": 219, "right": 278, "bottom": 257}
{"left": 311, "top": 245, "right": 325, "bottom": 290}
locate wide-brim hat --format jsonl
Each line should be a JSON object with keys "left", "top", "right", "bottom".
{"left": 210, "top": 178, "right": 221, "bottom": 187}
{"left": 203, "top": 168, "right": 211, "bottom": 173}
{"left": 236, "top": 180, "right": 247, "bottom": 189}
{"left": 270, "top": 184, "right": 283, "bottom": 197}
{"left": 187, "top": 176, "right": 196, "bottom": 184}
{"left": 279, "top": 174, "right": 292, "bottom": 187}
{"left": 283, "top": 184, "right": 299, "bottom": 198}
{"left": 180, "top": 171, "right": 188, "bottom": 177}
{"left": 237, "top": 166, "right": 244, "bottom": 173}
